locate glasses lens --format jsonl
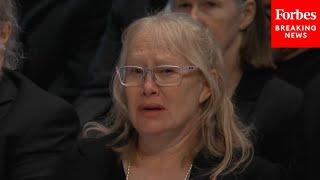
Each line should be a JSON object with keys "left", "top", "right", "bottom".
{"left": 154, "top": 66, "right": 181, "bottom": 86}
{"left": 118, "top": 66, "right": 143, "bottom": 86}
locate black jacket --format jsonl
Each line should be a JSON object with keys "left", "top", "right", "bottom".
{"left": 301, "top": 74, "right": 320, "bottom": 180}
{"left": 275, "top": 48, "right": 320, "bottom": 90}
{"left": 20, "top": 0, "right": 112, "bottom": 95}
{"left": 233, "top": 70, "right": 303, "bottom": 169}
{"left": 51, "top": 136, "right": 287, "bottom": 180}
{"left": 18, "top": 0, "right": 113, "bottom": 125}
{"left": 0, "top": 69, "right": 79, "bottom": 180}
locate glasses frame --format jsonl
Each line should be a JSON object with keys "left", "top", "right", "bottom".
{"left": 116, "top": 65, "right": 198, "bottom": 87}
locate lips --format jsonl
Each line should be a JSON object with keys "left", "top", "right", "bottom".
{"left": 138, "top": 104, "right": 166, "bottom": 111}
{"left": 137, "top": 104, "right": 166, "bottom": 118}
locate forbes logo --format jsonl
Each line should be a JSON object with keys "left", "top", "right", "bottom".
{"left": 275, "top": 9, "right": 317, "bottom": 20}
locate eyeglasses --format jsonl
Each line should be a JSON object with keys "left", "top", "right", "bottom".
{"left": 116, "top": 65, "right": 198, "bottom": 87}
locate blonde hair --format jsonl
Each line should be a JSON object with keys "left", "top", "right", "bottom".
{"left": 84, "top": 13, "right": 252, "bottom": 180}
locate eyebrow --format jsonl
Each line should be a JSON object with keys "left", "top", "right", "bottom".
{"left": 155, "top": 56, "right": 182, "bottom": 64}
{"left": 126, "top": 55, "right": 185, "bottom": 66}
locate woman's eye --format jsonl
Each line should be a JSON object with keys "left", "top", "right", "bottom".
{"left": 135, "top": 69, "right": 143, "bottom": 74}
{"left": 164, "top": 68, "right": 174, "bottom": 73}
{"left": 179, "top": 3, "right": 190, "bottom": 8}
{"left": 204, "top": 1, "right": 216, "bottom": 8}
{"left": 128, "top": 68, "right": 143, "bottom": 74}
{"left": 176, "top": 3, "right": 192, "bottom": 11}
{"left": 159, "top": 68, "right": 176, "bottom": 74}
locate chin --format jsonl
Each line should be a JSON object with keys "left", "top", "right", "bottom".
{"left": 134, "top": 120, "right": 169, "bottom": 135}
{"left": 137, "top": 128, "right": 167, "bottom": 136}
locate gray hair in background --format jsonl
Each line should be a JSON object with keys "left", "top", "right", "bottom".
{"left": 0, "top": 0, "right": 21, "bottom": 70}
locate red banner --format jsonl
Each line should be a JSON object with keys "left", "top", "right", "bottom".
{"left": 271, "top": 0, "right": 320, "bottom": 48}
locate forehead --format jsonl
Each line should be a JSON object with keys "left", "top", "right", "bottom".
{"left": 126, "top": 30, "right": 188, "bottom": 65}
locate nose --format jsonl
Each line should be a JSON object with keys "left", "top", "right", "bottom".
{"left": 189, "top": 6, "right": 207, "bottom": 28}
{"left": 142, "top": 73, "right": 159, "bottom": 96}
{"left": 190, "top": 6, "right": 200, "bottom": 22}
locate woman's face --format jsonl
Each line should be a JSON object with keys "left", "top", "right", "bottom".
{"left": 124, "top": 31, "right": 210, "bottom": 136}
{"left": 174, "top": 0, "right": 244, "bottom": 55}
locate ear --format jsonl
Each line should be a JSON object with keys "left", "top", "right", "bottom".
{"left": 0, "top": 22, "right": 12, "bottom": 45}
{"left": 239, "top": 0, "right": 256, "bottom": 30}
{"left": 199, "top": 82, "right": 211, "bottom": 104}
{"left": 199, "top": 70, "right": 218, "bottom": 104}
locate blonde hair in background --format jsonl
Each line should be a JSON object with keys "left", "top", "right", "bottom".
{"left": 84, "top": 12, "right": 252, "bottom": 180}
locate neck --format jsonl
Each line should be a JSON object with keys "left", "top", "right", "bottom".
{"left": 136, "top": 118, "right": 200, "bottom": 163}
{"left": 125, "top": 116, "right": 200, "bottom": 180}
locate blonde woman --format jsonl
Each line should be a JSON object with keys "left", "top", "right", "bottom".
{"left": 52, "top": 13, "right": 285, "bottom": 180}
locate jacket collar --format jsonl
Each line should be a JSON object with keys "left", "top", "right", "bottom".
{"left": 0, "top": 70, "right": 17, "bottom": 121}
{"left": 0, "top": 70, "right": 17, "bottom": 106}
{"left": 0, "top": 69, "right": 48, "bottom": 124}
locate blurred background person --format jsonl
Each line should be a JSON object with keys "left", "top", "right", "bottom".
{"left": 262, "top": 0, "right": 320, "bottom": 179}
{"left": 52, "top": 13, "right": 286, "bottom": 180}
{"left": 15, "top": 0, "right": 168, "bottom": 126}
{"left": 16, "top": 0, "right": 111, "bottom": 101}
{"left": 0, "top": 0, "right": 79, "bottom": 179}
{"left": 169, "top": 0, "right": 303, "bottom": 175}
{"left": 302, "top": 74, "right": 320, "bottom": 180}
{"left": 15, "top": 0, "right": 112, "bottom": 124}
{"left": 274, "top": 48, "right": 320, "bottom": 89}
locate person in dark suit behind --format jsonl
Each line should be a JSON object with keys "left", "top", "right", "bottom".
{"left": 300, "top": 74, "right": 320, "bottom": 180}
{"left": 262, "top": 1, "right": 319, "bottom": 179}
{"left": 18, "top": 0, "right": 112, "bottom": 96}
{"left": 0, "top": 1, "right": 79, "bottom": 179}
{"left": 51, "top": 13, "right": 287, "bottom": 180}
{"left": 16, "top": 0, "right": 113, "bottom": 124}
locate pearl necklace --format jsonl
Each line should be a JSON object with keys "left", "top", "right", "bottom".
{"left": 126, "top": 162, "right": 193, "bottom": 180}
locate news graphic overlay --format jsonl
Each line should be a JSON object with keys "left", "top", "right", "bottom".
{"left": 271, "top": 0, "right": 320, "bottom": 48}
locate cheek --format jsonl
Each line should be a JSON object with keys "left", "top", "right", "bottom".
{"left": 200, "top": 16, "right": 231, "bottom": 48}
{"left": 205, "top": 22, "right": 231, "bottom": 52}
{"left": 204, "top": 10, "right": 242, "bottom": 50}
{"left": 165, "top": 84, "right": 201, "bottom": 117}
{"left": 125, "top": 88, "right": 139, "bottom": 117}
